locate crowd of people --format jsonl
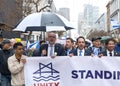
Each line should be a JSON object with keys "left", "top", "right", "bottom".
{"left": 0, "top": 31, "right": 120, "bottom": 86}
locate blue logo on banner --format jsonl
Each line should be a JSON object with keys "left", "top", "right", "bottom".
{"left": 33, "top": 63, "right": 60, "bottom": 82}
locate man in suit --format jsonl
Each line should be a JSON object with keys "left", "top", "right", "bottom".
{"left": 98, "top": 38, "right": 120, "bottom": 57}
{"left": 71, "top": 36, "right": 92, "bottom": 56}
{"left": 33, "top": 32, "right": 65, "bottom": 57}
{"left": 64, "top": 38, "right": 75, "bottom": 56}
{"left": 88, "top": 36, "right": 104, "bottom": 56}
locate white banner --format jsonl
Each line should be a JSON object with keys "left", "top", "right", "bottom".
{"left": 24, "top": 56, "right": 120, "bottom": 86}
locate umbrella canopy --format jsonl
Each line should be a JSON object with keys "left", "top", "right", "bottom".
{"left": 85, "top": 39, "right": 92, "bottom": 47}
{"left": 101, "top": 36, "right": 111, "bottom": 43}
{"left": 13, "top": 12, "right": 75, "bottom": 32}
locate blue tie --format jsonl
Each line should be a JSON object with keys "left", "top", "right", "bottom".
{"left": 67, "top": 50, "right": 70, "bottom": 55}
{"left": 79, "top": 50, "right": 82, "bottom": 56}
{"left": 50, "top": 45, "right": 53, "bottom": 56}
{"left": 93, "top": 48, "right": 99, "bottom": 55}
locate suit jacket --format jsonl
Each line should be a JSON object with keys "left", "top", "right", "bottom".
{"left": 33, "top": 43, "right": 65, "bottom": 56}
{"left": 88, "top": 46, "right": 105, "bottom": 55}
{"left": 64, "top": 48, "right": 76, "bottom": 56}
{"left": 71, "top": 48, "right": 92, "bottom": 56}
{"left": 99, "top": 50, "right": 120, "bottom": 56}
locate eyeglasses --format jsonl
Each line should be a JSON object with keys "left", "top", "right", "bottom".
{"left": 48, "top": 36, "right": 56, "bottom": 38}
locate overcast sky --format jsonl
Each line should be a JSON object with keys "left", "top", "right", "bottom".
{"left": 54, "top": 0, "right": 109, "bottom": 26}
{"left": 54, "top": 0, "right": 110, "bottom": 37}
{"left": 54, "top": 0, "right": 110, "bottom": 13}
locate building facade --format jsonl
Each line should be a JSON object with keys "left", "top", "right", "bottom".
{"left": 0, "top": 0, "right": 23, "bottom": 38}
{"left": 109, "top": 0, "right": 120, "bottom": 37}
{"left": 84, "top": 4, "right": 99, "bottom": 28}
{"left": 77, "top": 12, "right": 90, "bottom": 37}
{"left": 57, "top": 8, "right": 71, "bottom": 37}
{"left": 95, "top": 13, "right": 107, "bottom": 31}
{"left": 106, "top": 1, "right": 111, "bottom": 33}
{"left": 58, "top": 8, "right": 70, "bottom": 21}
{"left": 78, "top": 13, "right": 84, "bottom": 34}
{"left": 78, "top": 4, "right": 99, "bottom": 38}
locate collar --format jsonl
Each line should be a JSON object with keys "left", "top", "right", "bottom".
{"left": 106, "top": 50, "right": 114, "bottom": 56}
{"left": 93, "top": 47, "right": 99, "bottom": 49}
{"left": 13, "top": 54, "right": 26, "bottom": 60}
{"left": 107, "top": 50, "right": 114, "bottom": 53}
{"left": 48, "top": 44, "right": 55, "bottom": 47}
{"left": 77, "top": 49, "right": 85, "bottom": 53}
{"left": 77, "top": 49, "right": 85, "bottom": 56}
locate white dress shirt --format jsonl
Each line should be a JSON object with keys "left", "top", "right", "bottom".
{"left": 47, "top": 44, "right": 55, "bottom": 56}
{"left": 77, "top": 49, "right": 85, "bottom": 56}
{"left": 93, "top": 47, "right": 99, "bottom": 55}
{"left": 106, "top": 50, "right": 114, "bottom": 56}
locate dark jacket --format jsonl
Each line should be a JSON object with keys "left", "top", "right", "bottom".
{"left": 0, "top": 43, "right": 2, "bottom": 49}
{"left": 99, "top": 50, "right": 120, "bottom": 56}
{"left": 88, "top": 46, "right": 105, "bottom": 55}
{"left": 115, "top": 43, "right": 120, "bottom": 52}
{"left": 0, "top": 48, "right": 14, "bottom": 75}
{"left": 33, "top": 43, "right": 65, "bottom": 56}
{"left": 71, "top": 48, "right": 92, "bottom": 56}
{"left": 64, "top": 48, "right": 76, "bottom": 56}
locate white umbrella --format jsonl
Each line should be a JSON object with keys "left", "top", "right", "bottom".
{"left": 13, "top": 12, "right": 75, "bottom": 32}
{"left": 85, "top": 39, "right": 92, "bottom": 47}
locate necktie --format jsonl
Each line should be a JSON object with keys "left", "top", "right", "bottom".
{"left": 109, "top": 52, "right": 112, "bottom": 56}
{"left": 67, "top": 50, "right": 70, "bottom": 55}
{"left": 79, "top": 50, "right": 82, "bottom": 56}
{"left": 94, "top": 48, "right": 99, "bottom": 55}
{"left": 50, "top": 45, "right": 53, "bottom": 56}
